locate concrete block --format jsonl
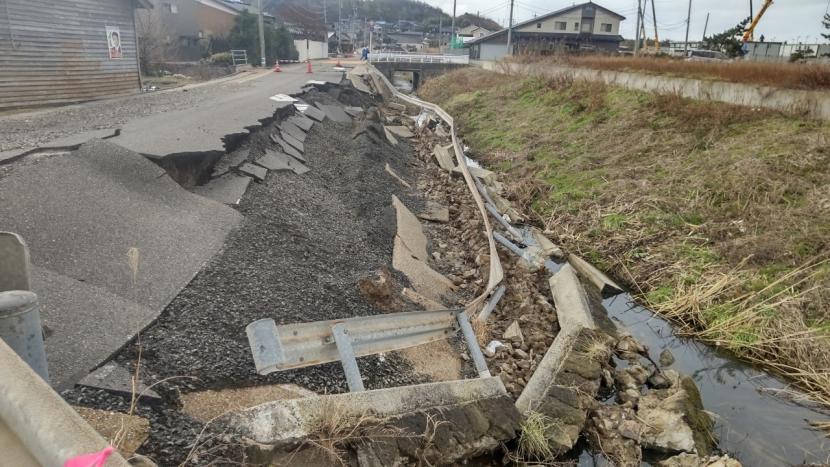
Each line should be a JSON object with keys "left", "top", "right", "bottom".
{"left": 432, "top": 144, "right": 455, "bottom": 172}
{"left": 194, "top": 173, "right": 252, "bottom": 205}
{"left": 418, "top": 201, "right": 450, "bottom": 223}
{"left": 238, "top": 163, "right": 267, "bottom": 182}
{"left": 224, "top": 376, "right": 508, "bottom": 446}
{"left": 76, "top": 362, "right": 161, "bottom": 404}
{"left": 568, "top": 254, "right": 623, "bottom": 296}
{"left": 0, "top": 232, "right": 31, "bottom": 292}
{"left": 454, "top": 165, "right": 497, "bottom": 185}
{"left": 549, "top": 264, "right": 596, "bottom": 334}
{"left": 384, "top": 126, "right": 399, "bottom": 146}
{"left": 392, "top": 196, "right": 428, "bottom": 261}
{"left": 255, "top": 151, "right": 309, "bottom": 175}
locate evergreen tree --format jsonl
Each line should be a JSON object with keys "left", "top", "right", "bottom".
{"left": 701, "top": 17, "right": 750, "bottom": 58}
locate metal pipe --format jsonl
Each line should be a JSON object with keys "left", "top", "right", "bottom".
{"left": 455, "top": 311, "right": 491, "bottom": 378}
{"left": 0, "top": 291, "right": 48, "bottom": 382}
{"left": 332, "top": 323, "right": 365, "bottom": 392}
{"left": 493, "top": 231, "right": 525, "bottom": 258}
{"left": 477, "top": 285, "right": 506, "bottom": 322}
{"left": 485, "top": 202, "right": 522, "bottom": 240}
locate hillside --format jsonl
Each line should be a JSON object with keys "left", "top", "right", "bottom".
{"left": 265, "top": 0, "right": 501, "bottom": 31}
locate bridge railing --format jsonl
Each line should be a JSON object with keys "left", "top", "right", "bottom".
{"left": 369, "top": 52, "right": 470, "bottom": 65}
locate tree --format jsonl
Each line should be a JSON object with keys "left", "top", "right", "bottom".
{"left": 701, "top": 17, "right": 750, "bottom": 58}
{"left": 823, "top": 13, "right": 829, "bottom": 40}
{"left": 135, "top": 8, "right": 175, "bottom": 74}
{"left": 228, "top": 12, "right": 298, "bottom": 66}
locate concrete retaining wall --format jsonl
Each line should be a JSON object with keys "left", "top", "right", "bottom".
{"left": 472, "top": 60, "right": 830, "bottom": 121}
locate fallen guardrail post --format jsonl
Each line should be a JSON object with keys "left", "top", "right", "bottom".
{"left": 477, "top": 285, "right": 506, "bottom": 322}
{"left": 455, "top": 310, "right": 491, "bottom": 377}
{"left": 485, "top": 202, "right": 524, "bottom": 241}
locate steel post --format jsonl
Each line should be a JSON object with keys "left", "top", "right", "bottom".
{"left": 455, "top": 311, "right": 491, "bottom": 378}
{"left": 485, "top": 202, "right": 523, "bottom": 240}
{"left": 477, "top": 285, "right": 506, "bottom": 322}
{"left": 332, "top": 323, "right": 365, "bottom": 392}
{"left": 0, "top": 291, "right": 49, "bottom": 382}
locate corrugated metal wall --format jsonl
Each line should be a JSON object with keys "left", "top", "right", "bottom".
{"left": 0, "top": 0, "right": 142, "bottom": 111}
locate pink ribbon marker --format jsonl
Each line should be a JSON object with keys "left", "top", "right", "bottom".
{"left": 64, "top": 446, "right": 114, "bottom": 467}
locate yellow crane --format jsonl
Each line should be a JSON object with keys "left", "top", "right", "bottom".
{"left": 742, "top": 0, "right": 774, "bottom": 42}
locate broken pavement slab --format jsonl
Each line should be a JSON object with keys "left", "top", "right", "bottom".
{"left": 296, "top": 102, "right": 326, "bottom": 122}
{"left": 0, "top": 128, "right": 120, "bottom": 165}
{"left": 288, "top": 114, "right": 315, "bottom": 131}
{"left": 418, "top": 200, "right": 450, "bottom": 223}
{"left": 269, "top": 133, "right": 305, "bottom": 162}
{"left": 314, "top": 103, "right": 352, "bottom": 123}
{"left": 76, "top": 362, "right": 161, "bottom": 404}
{"left": 239, "top": 162, "right": 268, "bottom": 181}
{"left": 181, "top": 384, "right": 315, "bottom": 423}
{"left": 255, "top": 151, "right": 309, "bottom": 175}
{"left": 569, "top": 254, "right": 624, "bottom": 296}
{"left": 194, "top": 172, "right": 252, "bottom": 205}
{"left": 279, "top": 129, "right": 304, "bottom": 153}
{"left": 385, "top": 125, "right": 415, "bottom": 138}
{"left": 210, "top": 148, "right": 249, "bottom": 178}
{"left": 402, "top": 287, "right": 445, "bottom": 311}
{"left": 279, "top": 120, "right": 307, "bottom": 142}
{"left": 384, "top": 126, "right": 399, "bottom": 146}
{"left": 392, "top": 195, "right": 428, "bottom": 261}
{"left": 432, "top": 144, "right": 456, "bottom": 171}
{"left": 345, "top": 106, "right": 364, "bottom": 117}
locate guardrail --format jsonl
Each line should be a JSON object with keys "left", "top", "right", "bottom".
{"left": 370, "top": 53, "right": 470, "bottom": 64}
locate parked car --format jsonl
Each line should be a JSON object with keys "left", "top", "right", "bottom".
{"left": 685, "top": 49, "right": 727, "bottom": 61}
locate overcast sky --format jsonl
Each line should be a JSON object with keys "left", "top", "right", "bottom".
{"left": 424, "top": 0, "right": 830, "bottom": 43}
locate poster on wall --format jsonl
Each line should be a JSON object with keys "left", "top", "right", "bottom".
{"left": 106, "top": 26, "right": 122, "bottom": 59}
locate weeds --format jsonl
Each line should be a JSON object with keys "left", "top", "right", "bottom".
{"left": 517, "top": 411, "right": 556, "bottom": 461}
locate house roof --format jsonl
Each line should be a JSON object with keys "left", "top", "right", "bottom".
{"left": 466, "top": 1, "right": 625, "bottom": 45}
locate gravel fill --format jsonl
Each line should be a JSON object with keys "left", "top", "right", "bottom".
{"left": 63, "top": 85, "right": 439, "bottom": 465}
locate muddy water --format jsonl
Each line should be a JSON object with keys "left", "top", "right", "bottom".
{"left": 604, "top": 293, "right": 830, "bottom": 466}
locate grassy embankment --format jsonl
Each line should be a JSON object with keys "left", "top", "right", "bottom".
{"left": 521, "top": 55, "right": 830, "bottom": 90}
{"left": 420, "top": 68, "right": 830, "bottom": 409}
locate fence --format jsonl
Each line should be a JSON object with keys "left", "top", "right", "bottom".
{"left": 230, "top": 49, "right": 249, "bottom": 67}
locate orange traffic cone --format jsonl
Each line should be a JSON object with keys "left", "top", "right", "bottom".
{"left": 273, "top": 62, "right": 281, "bottom": 72}
{"left": 306, "top": 59, "right": 313, "bottom": 74}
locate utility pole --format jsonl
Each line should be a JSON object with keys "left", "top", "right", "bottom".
{"left": 684, "top": 0, "right": 692, "bottom": 56}
{"left": 633, "top": 0, "right": 641, "bottom": 54}
{"left": 338, "top": 0, "right": 342, "bottom": 54}
{"left": 451, "top": 0, "right": 457, "bottom": 49}
{"left": 257, "top": 0, "right": 266, "bottom": 66}
{"left": 701, "top": 12, "right": 709, "bottom": 40}
{"left": 323, "top": 0, "right": 327, "bottom": 27}
{"left": 506, "top": 0, "right": 515, "bottom": 56}
{"left": 439, "top": 17, "right": 443, "bottom": 52}
{"left": 640, "top": 1, "right": 647, "bottom": 50}
{"left": 650, "top": 0, "right": 660, "bottom": 52}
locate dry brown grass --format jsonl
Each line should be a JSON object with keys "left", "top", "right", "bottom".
{"left": 531, "top": 55, "right": 830, "bottom": 90}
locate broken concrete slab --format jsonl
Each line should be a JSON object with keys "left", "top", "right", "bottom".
{"left": 392, "top": 236, "right": 454, "bottom": 303}
{"left": 385, "top": 125, "right": 415, "bottom": 138}
{"left": 549, "top": 264, "right": 596, "bottom": 333}
{"left": 418, "top": 201, "right": 450, "bottom": 223}
{"left": 255, "top": 151, "right": 309, "bottom": 175}
{"left": 0, "top": 232, "right": 31, "bottom": 292}
{"left": 74, "top": 406, "right": 150, "bottom": 458}
{"left": 269, "top": 133, "right": 305, "bottom": 162}
{"left": 279, "top": 130, "right": 304, "bottom": 153}
{"left": 432, "top": 144, "right": 456, "bottom": 171}
{"left": 224, "top": 377, "right": 515, "bottom": 451}
{"left": 239, "top": 162, "right": 268, "bottom": 181}
{"left": 0, "top": 129, "right": 120, "bottom": 165}
{"left": 385, "top": 163, "right": 411, "bottom": 188}
{"left": 454, "top": 165, "right": 497, "bottom": 185}
{"left": 503, "top": 320, "right": 524, "bottom": 342}
{"left": 569, "top": 254, "right": 624, "bottom": 296}
{"left": 194, "top": 172, "right": 252, "bottom": 205}
{"left": 279, "top": 120, "right": 307, "bottom": 142}
{"left": 76, "top": 362, "right": 161, "bottom": 404}
{"left": 392, "top": 195, "right": 428, "bottom": 261}
{"left": 315, "top": 103, "right": 352, "bottom": 123}
{"left": 288, "top": 114, "right": 315, "bottom": 131}
{"left": 182, "top": 384, "right": 315, "bottom": 423}
{"left": 345, "top": 106, "right": 364, "bottom": 118}
{"left": 402, "top": 287, "right": 445, "bottom": 311}
{"left": 529, "top": 228, "right": 565, "bottom": 259}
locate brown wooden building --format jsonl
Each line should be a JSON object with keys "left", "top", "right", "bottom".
{"left": 0, "top": 0, "right": 152, "bottom": 111}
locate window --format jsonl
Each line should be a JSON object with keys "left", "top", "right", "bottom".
{"left": 600, "top": 23, "right": 612, "bottom": 32}
{"left": 162, "top": 2, "right": 177, "bottom": 13}
{"left": 555, "top": 21, "right": 567, "bottom": 31}
{"left": 536, "top": 23, "right": 542, "bottom": 29}
{"left": 581, "top": 21, "right": 592, "bottom": 33}
{"left": 574, "top": 22, "right": 579, "bottom": 31}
